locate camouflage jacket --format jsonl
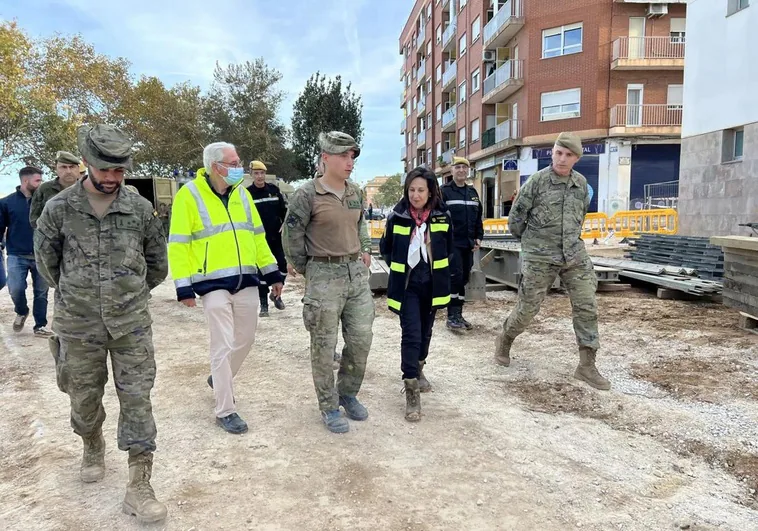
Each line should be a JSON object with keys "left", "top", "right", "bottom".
{"left": 29, "top": 178, "right": 64, "bottom": 229}
{"left": 34, "top": 179, "right": 168, "bottom": 341}
{"left": 508, "top": 165, "right": 589, "bottom": 265}
{"left": 283, "top": 179, "right": 371, "bottom": 273}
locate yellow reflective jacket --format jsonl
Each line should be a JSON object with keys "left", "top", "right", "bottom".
{"left": 168, "top": 169, "right": 282, "bottom": 300}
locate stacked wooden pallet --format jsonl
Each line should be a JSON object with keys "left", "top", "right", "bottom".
{"left": 627, "top": 234, "right": 724, "bottom": 279}
{"left": 711, "top": 236, "right": 758, "bottom": 318}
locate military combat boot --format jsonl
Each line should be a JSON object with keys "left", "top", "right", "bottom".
{"left": 403, "top": 379, "right": 421, "bottom": 422}
{"left": 122, "top": 452, "right": 168, "bottom": 524}
{"left": 458, "top": 309, "right": 473, "bottom": 330}
{"left": 574, "top": 347, "right": 611, "bottom": 391}
{"left": 494, "top": 333, "right": 514, "bottom": 367}
{"left": 80, "top": 431, "right": 106, "bottom": 483}
{"left": 418, "top": 360, "right": 432, "bottom": 392}
{"left": 259, "top": 297, "right": 269, "bottom": 318}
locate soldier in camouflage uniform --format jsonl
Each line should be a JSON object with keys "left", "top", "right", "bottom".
{"left": 494, "top": 132, "right": 610, "bottom": 391}
{"left": 29, "top": 151, "right": 81, "bottom": 229}
{"left": 34, "top": 124, "right": 170, "bottom": 523}
{"left": 283, "top": 131, "right": 374, "bottom": 433}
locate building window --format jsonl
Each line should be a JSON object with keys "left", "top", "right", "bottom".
{"left": 471, "top": 67, "right": 481, "bottom": 92}
{"left": 427, "top": 3, "right": 432, "bottom": 20}
{"left": 436, "top": 103, "right": 442, "bottom": 121}
{"left": 436, "top": 64, "right": 442, "bottom": 83}
{"left": 670, "top": 18, "right": 686, "bottom": 43}
{"left": 540, "top": 88, "right": 581, "bottom": 121}
{"left": 472, "top": 16, "right": 481, "bottom": 42}
{"left": 427, "top": 112, "right": 432, "bottom": 129}
{"left": 667, "top": 84, "right": 683, "bottom": 110}
{"left": 471, "top": 118, "right": 480, "bottom": 142}
{"left": 436, "top": 142, "right": 442, "bottom": 158}
{"left": 542, "top": 23, "right": 583, "bottom": 58}
{"left": 436, "top": 24, "right": 442, "bottom": 44}
{"left": 459, "top": 80, "right": 467, "bottom": 104}
{"left": 427, "top": 40, "right": 432, "bottom": 56}
{"left": 459, "top": 33, "right": 467, "bottom": 56}
{"left": 459, "top": 126, "right": 467, "bottom": 148}
{"left": 460, "top": 0, "right": 468, "bottom": 10}
{"left": 427, "top": 79, "right": 432, "bottom": 94}
{"left": 722, "top": 128, "right": 745, "bottom": 162}
{"left": 728, "top": 0, "right": 750, "bottom": 16}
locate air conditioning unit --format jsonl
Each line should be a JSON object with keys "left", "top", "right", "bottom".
{"left": 482, "top": 50, "right": 496, "bottom": 62}
{"left": 646, "top": 3, "right": 668, "bottom": 17}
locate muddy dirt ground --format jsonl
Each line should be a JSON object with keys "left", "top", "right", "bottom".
{"left": 2, "top": 271, "right": 758, "bottom": 530}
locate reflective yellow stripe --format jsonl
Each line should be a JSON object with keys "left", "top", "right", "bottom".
{"left": 393, "top": 225, "right": 411, "bottom": 235}
{"left": 388, "top": 298, "right": 402, "bottom": 311}
{"left": 430, "top": 223, "right": 449, "bottom": 232}
{"left": 390, "top": 262, "right": 406, "bottom": 273}
{"left": 433, "top": 258, "right": 449, "bottom": 269}
{"left": 432, "top": 295, "right": 451, "bottom": 306}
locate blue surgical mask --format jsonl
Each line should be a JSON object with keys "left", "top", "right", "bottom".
{"left": 223, "top": 167, "right": 244, "bottom": 186}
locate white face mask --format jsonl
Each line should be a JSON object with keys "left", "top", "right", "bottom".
{"left": 223, "top": 167, "right": 244, "bottom": 186}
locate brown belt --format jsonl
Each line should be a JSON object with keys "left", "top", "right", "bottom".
{"left": 309, "top": 253, "right": 360, "bottom": 264}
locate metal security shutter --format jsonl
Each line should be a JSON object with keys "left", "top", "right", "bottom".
{"left": 630, "top": 144, "right": 681, "bottom": 205}
{"left": 538, "top": 157, "right": 599, "bottom": 213}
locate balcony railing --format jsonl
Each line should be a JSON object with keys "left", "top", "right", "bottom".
{"left": 442, "top": 22, "right": 456, "bottom": 50}
{"left": 401, "top": 117, "right": 406, "bottom": 134}
{"left": 610, "top": 104, "right": 683, "bottom": 127}
{"left": 483, "top": 60, "right": 523, "bottom": 97}
{"left": 418, "top": 129, "right": 427, "bottom": 147}
{"left": 417, "top": 58, "right": 426, "bottom": 80}
{"left": 416, "top": 27, "right": 426, "bottom": 51}
{"left": 442, "top": 106, "right": 457, "bottom": 129}
{"left": 441, "top": 149, "right": 455, "bottom": 165}
{"left": 401, "top": 145, "right": 407, "bottom": 160}
{"left": 483, "top": 0, "right": 523, "bottom": 46}
{"left": 481, "top": 128, "right": 496, "bottom": 149}
{"left": 612, "top": 37, "right": 685, "bottom": 61}
{"left": 417, "top": 96, "right": 427, "bottom": 115}
{"left": 495, "top": 119, "right": 521, "bottom": 143}
{"left": 442, "top": 61, "right": 457, "bottom": 89}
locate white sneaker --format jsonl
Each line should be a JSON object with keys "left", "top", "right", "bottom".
{"left": 33, "top": 327, "right": 54, "bottom": 337}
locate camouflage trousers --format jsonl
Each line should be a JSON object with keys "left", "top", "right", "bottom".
{"left": 50, "top": 327, "right": 157, "bottom": 455}
{"left": 302, "top": 260, "right": 375, "bottom": 411}
{"left": 503, "top": 254, "right": 600, "bottom": 350}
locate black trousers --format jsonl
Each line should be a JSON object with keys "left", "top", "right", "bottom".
{"left": 258, "top": 235, "right": 288, "bottom": 300}
{"left": 449, "top": 246, "right": 473, "bottom": 308}
{"left": 400, "top": 264, "right": 437, "bottom": 380}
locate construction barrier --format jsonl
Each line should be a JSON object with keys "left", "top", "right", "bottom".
{"left": 368, "top": 209, "right": 678, "bottom": 241}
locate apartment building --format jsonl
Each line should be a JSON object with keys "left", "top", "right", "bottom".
{"left": 677, "top": 0, "right": 756, "bottom": 237}
{"left": 399, "top": 0, "right": 687, "bottom": 218}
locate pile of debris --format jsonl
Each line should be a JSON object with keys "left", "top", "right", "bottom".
{"left": 627, "top": 234, "right": 724, "bottom": 280}
{"left": 591, "top": 257, "right": 722, "bottom": 300}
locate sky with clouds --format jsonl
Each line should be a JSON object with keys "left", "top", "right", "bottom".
{"left": 0, "top": 0, "right": 409, "bottom": 195}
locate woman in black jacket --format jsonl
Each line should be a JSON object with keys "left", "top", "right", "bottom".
{"left": 379, "top": 167, "right": 453, "bottom": 422}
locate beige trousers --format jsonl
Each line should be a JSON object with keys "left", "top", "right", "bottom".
{"left": 201, "top": 287, "right": 258, "bottom": 418}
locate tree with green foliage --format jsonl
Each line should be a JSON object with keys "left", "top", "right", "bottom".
{"left": 291, "top": 72, "right": 363, "bottom": 178}
{"left": 376, "top": 173, "right": 404, "bottom": 208}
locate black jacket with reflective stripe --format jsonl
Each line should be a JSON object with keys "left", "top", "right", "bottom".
{"left": 246, "top": 182, "right": 287, "bottom": 239}
{"left": 379, "top": 201, "right": 453, "bottom": 315}
{"left": 441, "top": 181, "right": 484, "bottom": 249}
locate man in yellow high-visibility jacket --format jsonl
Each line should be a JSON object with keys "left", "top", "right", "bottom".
{"left": 168, "top": 142, "right": 283, "bottom": 434}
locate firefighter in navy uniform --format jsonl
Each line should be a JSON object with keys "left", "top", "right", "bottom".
{"left": 441, "top": 157, "right": 483, "bottom": 331}
{"left": 247, "top": 160, "right": 288, "bottom": 316}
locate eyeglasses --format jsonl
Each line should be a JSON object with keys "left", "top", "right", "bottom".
{"left": 216, "top": 161, "right": 243, "bottom": 169}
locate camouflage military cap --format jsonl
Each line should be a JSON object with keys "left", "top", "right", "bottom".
{"left": 55, "top": 150, "right": 81, "bottom": 165}
{"left": 318, "top": 131, "right": 361, "bottom": 158}
{"left": 555, "top": 132, "right": 583, "bottom": 158}
{"left": 123, "top": 184, "right": 139, "bottom": 194}
{"left": 77, "top": 124, "right": 134, "bottom": 170}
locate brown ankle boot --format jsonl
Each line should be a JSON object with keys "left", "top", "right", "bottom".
{"left": 403, "top": 379, "right": 421, "bottom": 422}
{"left": 418, "top": 361, "right": 432, "bottom": 392}
{"left": 574, "top": 347, "right": 611, "bottom": 390}
{"left": 494, "top": 333, "right": 514, "bottom": 366}
{"left": 122, "top": 452, "right": 168, "bottom": 524}
{"left": 80, "top": 431, "right": 106, "bottom": 483}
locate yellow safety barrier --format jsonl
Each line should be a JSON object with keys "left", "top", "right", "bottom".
{"left": 483, "top": 218, "right": 509, "bottom": 234}
{"left": 606, "top": 208, "right": 678, "bottom": 238}
{"left": 369, "top": 219, "right": 386, "bottom": 240}
{"left": 582, "top": 212, "right": 610, "bottom": 240}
